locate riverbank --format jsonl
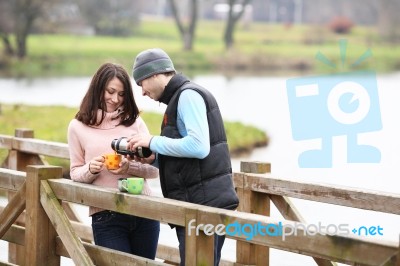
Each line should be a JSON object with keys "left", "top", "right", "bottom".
{"left": 0, "top": 104, "right": 268, "bottom": 170}
{"left": 1, "top": 20, "right": 399, "bottom": 78}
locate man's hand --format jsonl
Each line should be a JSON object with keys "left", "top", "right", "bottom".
{"left": 127, "top": 134, "right": 153, "bottom": 151}
{"left": 127, "top": 153, "right": 156, "bottom": 165}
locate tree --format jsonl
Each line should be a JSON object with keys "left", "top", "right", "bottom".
{"left": 0, "top": 0, "right": 45, "bottom": 58}
{"left": 379, "top": 0, "right": 400, "bottom": 43}
{"left": 224, "top": 0, "right": 252, "bottom": 50}
{"left": 76, "top": 0, "right": 140, "bottom": 36}
{"left": 0, "top": 0, "right": 16, "bottom": 56}
{"left": 0, "top": 0, "right": 53, "bottom": 58}
{"left": 168, "top": 0, "right": 198, "bottom": 51}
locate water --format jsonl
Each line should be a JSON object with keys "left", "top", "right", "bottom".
{"left": 1, "top": 73, "right": 400, "bottom": 265}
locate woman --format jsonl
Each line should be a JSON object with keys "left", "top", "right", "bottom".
{"left": 67, "top": 62, "right": 160, "bottom": 259}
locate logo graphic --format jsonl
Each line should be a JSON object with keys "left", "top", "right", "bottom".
{"left": 187, "top": 219, "right": 384, "bottom": 241}
{"left": 286, "top": 40, "right": 382, "bottom": 168}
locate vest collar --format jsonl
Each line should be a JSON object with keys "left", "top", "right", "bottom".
{"left": 159, "top": 74, "right": 190, "bottom": 105}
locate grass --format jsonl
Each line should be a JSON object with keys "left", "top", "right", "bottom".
{"left": 1, "top": 19, "right": 400, "bottom": 77}
{"left": 0, "top": 104, "right": 268, "bottom": 170}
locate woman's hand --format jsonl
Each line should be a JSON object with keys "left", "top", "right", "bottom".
{"left": 108, "top": 157, "right": 130, "bottom": 174}
{"left": 89, "top": 156, "right": 105, "bottom": 174}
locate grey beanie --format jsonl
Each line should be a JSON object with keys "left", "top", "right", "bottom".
{"left": 132, "top": 48, "right": 175, "bottom": 86}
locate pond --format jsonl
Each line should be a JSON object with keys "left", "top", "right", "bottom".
{"left": 1, "top": 72, "right": 400, "bottom": 265}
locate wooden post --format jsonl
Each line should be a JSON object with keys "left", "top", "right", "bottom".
{"left": 7, "top": 129, "right": 44, "bottom": 264}
{"left": 25, "top": 165, "right": 61, "bottom": 266}
{"left": 236, "top": 161, "right": 271, "bottom": 266}
{"left": 397, "top": 234, "right": 400, "bottom": 266}
{"left": 185, "top": 209, "right": 214, "bottom": 266}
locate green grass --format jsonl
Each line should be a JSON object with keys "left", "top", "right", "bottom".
{"left": 0, "top": 104, "right": 268, "bottom": 170}
{"left": 1, "top": 19, "right": 399, "bottom": 77}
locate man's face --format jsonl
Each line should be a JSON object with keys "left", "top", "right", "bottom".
{"left": 140, "top": 74, "right": 165, "bottom": 101}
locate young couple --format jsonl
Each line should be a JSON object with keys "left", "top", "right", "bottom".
{"left": 68, "top": 48, "right": 239, "bottom": 265}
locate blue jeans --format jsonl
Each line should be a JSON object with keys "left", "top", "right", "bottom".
{"left": 176, "top": 226, "right": 225, "bottom": 266}
{"left": 92, "top": 211, "right": 160, "bottom": 259}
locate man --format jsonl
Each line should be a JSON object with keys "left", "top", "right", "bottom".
{"left": 127, "top": 48, "right": 239, "bottom": 266}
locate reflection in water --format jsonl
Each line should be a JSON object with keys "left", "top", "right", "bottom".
{"left": 1, "top": 73, "right": 400, "bottom": 265}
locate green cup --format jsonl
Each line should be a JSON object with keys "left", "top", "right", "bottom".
{"left": 121, "top": 177, "right": 144, "bottom": 195}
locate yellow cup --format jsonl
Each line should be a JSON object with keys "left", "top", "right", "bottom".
{"left": 103, "top": 153, "right": 122, "bottom": 170}
{"left": 121, "top": 177, "right": 144, "bottom": 195}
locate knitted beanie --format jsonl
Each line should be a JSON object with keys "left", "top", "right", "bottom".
{"left": 132, "top": 48, "right": 176, "bottom": 86}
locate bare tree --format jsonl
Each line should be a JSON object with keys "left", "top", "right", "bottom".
{"left": 77, "top": 0, "right": 139, "bottom": 36}
{"left": 0, "top": 0, "right": 15, "bottom": 56}
{"left": 224, "top": 0, "right": 252, "bottom": 49}
{"left": 379, "top": 0, "right": 400, "bottom": 43}
{"left": 0, "top": 0, "right": 50, "bottom": 58}
{"left": 168, "top": 0, "right": 198, "bottom": 51}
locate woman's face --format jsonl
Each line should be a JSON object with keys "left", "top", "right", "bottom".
{"left": 104, "top": 77, "right": 125, "bottom": 112}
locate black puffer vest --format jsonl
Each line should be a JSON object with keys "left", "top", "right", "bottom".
{"left": 158, "top": 74, "right": 239, "bottom": 210}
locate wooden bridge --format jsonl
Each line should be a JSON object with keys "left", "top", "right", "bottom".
{"left": 0, "top": 129, "right": 399, "bottom": 265}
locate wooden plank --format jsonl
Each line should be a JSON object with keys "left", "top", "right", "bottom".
{"left": 185, "top": 209, "right": 198, "bottom": 266}
{"left": 233, "top": 172, "right": 244, "bottom": 189}
{"left": 196, "top": 230, "right": 214, "bottom": 266}
{"left": 2, "top": 224, "right": 25, "bottom": 246}
{"left": 6, "top": 149, "right": 26, "bottom": 265}
{"left": 47, "top": 178, "right": 398, "bottom": 265}
{"left": 14, "top": 128, "right": 34, "bottom": 138}
{"left": 2, "top": 222, "right": 90, "bottom": 248}
{"left": 240, "top": 161, "right": 271, "bottom": 174}
{"left": 195, "top": 205, "right": 398, "bottom": 266}
{"left": 12, "top": 138, "right": 69, "bottom": 159}
{"left": 246, "top": 174, "right": 400, "bottom": 215}
{"left": 25, "top": 166, "right": 61, "bottom": 266}
{"left": 55, "top": 236, "right": 172, "bottom": 266}
{"left": 0, "top": 168, "right": 25, "bottom": 191}
{"left": 70, "top": 220, "right": 93, "bottom": 243}
{"left": 62, "top": 201, "right": 82, "bottom": 222}
{"left": 0, "top": 134, "right": 13, "bottom": 149}
{"left": 40, "top": 179, "right": 94, "bottom": 266}
{"left": 397, "top": 235, "right": 400, "bottom": 266}
{"left": 237, "top": 161, "right": 270, "bottom": 266}
{"left": 0, "top": 182, "right": 26, "bottom": 238}
{"left": 47, "top": 178, "right": 188, "bottom": 227}
{"left": 0, "top": 260, "right": 18, "bottom": 266}
{"left": 156, "top": 244, "right": 180, "bottom": 265}
{"left": 269, "top": 194, "right": 305, "bottom": 221}
{"left": 270, "top": 195, "right": 337, "bottom": 266}
{"left": 184, "top": 209, "right": 214, "bottom": 266}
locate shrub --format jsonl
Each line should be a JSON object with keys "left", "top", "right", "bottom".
{"left": 328, "top": 16, "right": 354, "bottom": 34}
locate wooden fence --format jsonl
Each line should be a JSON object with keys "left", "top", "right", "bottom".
{"left": 0, "top": 129, "right": 399, "bottom": 265}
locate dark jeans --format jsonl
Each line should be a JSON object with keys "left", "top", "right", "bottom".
{"left": 92, "top": 211, "right": 160, "bottom": 259}
{"left": 176, "top": 226, "right": 225, "bottom": 266}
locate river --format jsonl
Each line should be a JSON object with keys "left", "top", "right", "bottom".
{"left": 1, "top": 72, "right": 400, "bottom": 265}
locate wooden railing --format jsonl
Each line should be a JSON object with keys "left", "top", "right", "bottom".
{"left": 0, "top": 129, "right": 400, "bottom": 265}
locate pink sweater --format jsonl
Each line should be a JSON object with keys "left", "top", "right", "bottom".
{"left": 67, "top": 110, "right": 159, "bottom": 216}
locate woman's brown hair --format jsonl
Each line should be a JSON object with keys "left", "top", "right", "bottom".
{"left": 75, "top": 63, "right": 140, "bottom": 126}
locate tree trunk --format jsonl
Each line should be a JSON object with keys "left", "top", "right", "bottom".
{"left": 16, "top": 32, "right": 27, "bottom": 58}
{"left": 224, "top": 0, "right": 252, "bottom": 50}
{"left": 13, "top": 0, "right": 41, "bottom": 58}
{"left": 224, "top": 16, "right": 235, "bottom": 49}
{"left": 168, "top": 0, "right": 198, "bottom": 51}
{"left": 379, "top": 0, "right": 400, "bottom": 43}
{"left": 1, "top": 34, "right": 15, "bottom": 56}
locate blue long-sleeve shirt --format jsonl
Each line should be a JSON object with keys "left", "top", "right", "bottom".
{"left": 150, "top": 89, "right": 210, "bottom": 159}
